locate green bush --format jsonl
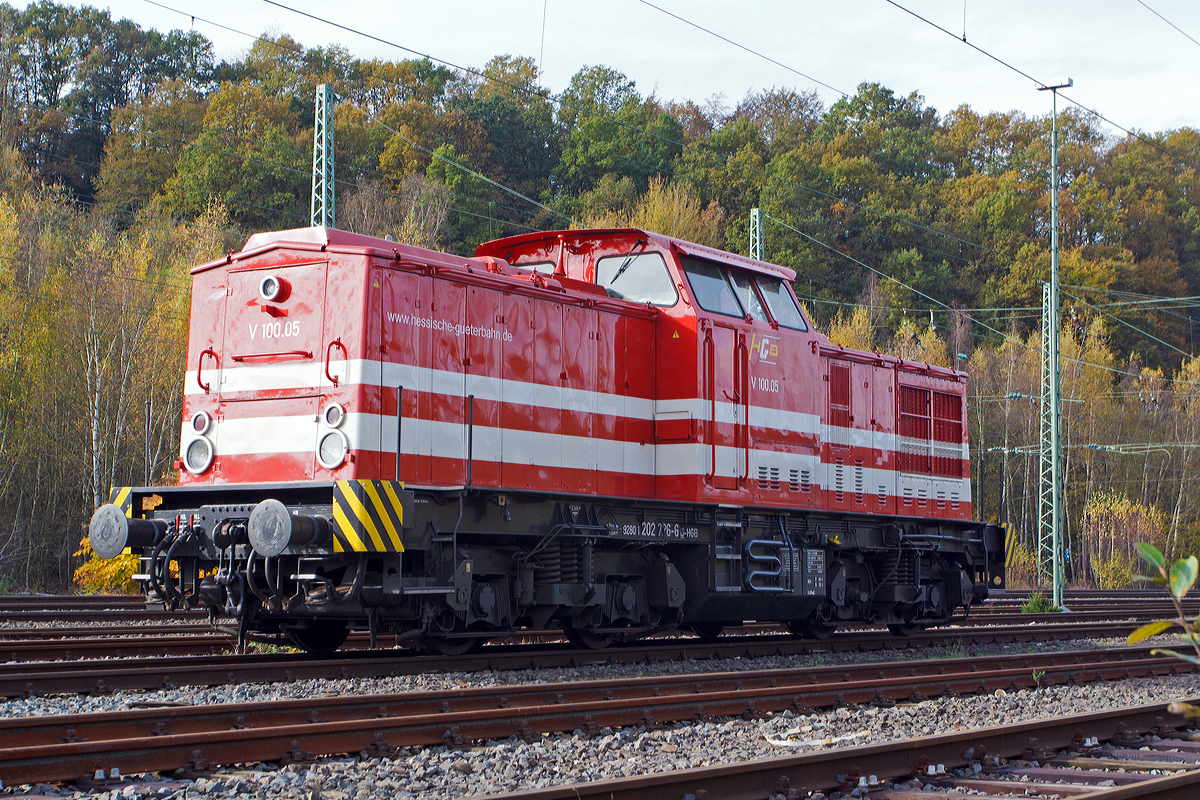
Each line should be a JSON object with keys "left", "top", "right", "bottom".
{"left": 1021, "top": 591, "right": 1062, "bottom": 613}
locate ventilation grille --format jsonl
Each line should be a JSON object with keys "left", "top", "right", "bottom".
{"left": 834, "top": 458, "right": 844, "bottom": 503}
{"left": 854, "top": 460, "right": 865, "bottom": 504}
{"left": 757, "top": 466, "right": 780, "bottom": 491}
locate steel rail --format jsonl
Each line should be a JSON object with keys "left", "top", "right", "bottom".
{"left": 0, "top": 609, "right": 207, "bottom": 623}
{"left": 0, "top": 649, "right": 1187, "bottom": 784}
{"left": 0, "top": 620, "right": 1166, "bottom": 698}
{"left": 0, "top": 624, "right": 216, "bottom": 639}
{"left": 1, "top": 607, "right": 1186, "bottom": 662}
{"left": 0, "top": 618, "right": 1170, "bottom": 697}
{"left": 0, "top": 645, "right": 1170, "bottom": 748}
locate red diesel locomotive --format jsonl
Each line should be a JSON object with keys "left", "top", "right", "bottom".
{"left": 88, "top": 225, "right": 1005, "bottom": 653}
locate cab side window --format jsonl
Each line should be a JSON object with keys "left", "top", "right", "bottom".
{"left": 595, "top": 252, "right": 678, "bottom": 306}
{"left": 755, "top": 276, "right": 809, "bottom": 331}
{"left": 729, "top": 271, "right": 769, "bottom": 322}
{"left": 682, "top": 257, "right": 742, "bottom": 317}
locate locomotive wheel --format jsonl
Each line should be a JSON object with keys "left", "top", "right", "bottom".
{"left": 689, "top": 623, "right": 724, "bottom": 643}
{"left": 421, "top": 636, "right": 483, "bottom": 656}
{"left": 563, "top": 625, "right": 614, "bottom": 650}
{"left": 285, "top": 619, "right": 349, "bottom": 655}
{"left": 887, "top": 623, "right": 926, "bottom": 637}
{"left": 786, "top": 619, "right": 836, "bottom": 640}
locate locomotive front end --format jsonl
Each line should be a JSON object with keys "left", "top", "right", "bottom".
{"left": 86, "top": 228, "right": 420, "bottom": 651}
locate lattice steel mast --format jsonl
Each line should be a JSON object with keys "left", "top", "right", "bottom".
{"left": 311, "top": 83, "right": 335, "bottom": 228}
{"left": 750, "top": 208, "right": 763, "bottom": 261}
{"left": 1038, "top": 79, "right": 1071, "bottom": 609}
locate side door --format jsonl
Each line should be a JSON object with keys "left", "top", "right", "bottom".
{"left": 501, "top": 295, "right": 534, "bottom": 489}
{"left": 825, "top": 360, "right": 851, "bottom": 511}
{"left": 465, "top": 285, "right": 503, "bottom": 487}
{"left": 531, "top": 299, "right": 563, "bottom": 492}
{"left": 704, "top": 320, "right": 747, "bottom": 491}
{"left": 562, "top": 303, "right": 597, "bottom": 494}
{"left": 381, "top": 268, "right": 429, "bottom": 484}
{"left": 429, "top": 280, "right": 467, "bottom": 486}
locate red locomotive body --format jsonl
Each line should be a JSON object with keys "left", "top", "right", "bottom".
{"left": 91, "top": 226, "right": 1003, "bottom": 653}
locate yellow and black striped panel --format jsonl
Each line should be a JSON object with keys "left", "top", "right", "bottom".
{"left": 108, "top": 487, "right": 133, "bottom": 518}
{"left": 332, "top": 480, "right": 410, "bottom": 553}
{"left": 1004, "top": 524, "right": 1017, "bottom": 571}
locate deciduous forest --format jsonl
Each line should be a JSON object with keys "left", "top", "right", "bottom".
{"left": 1, "top": 1, "right": 1198, "bottom": 590}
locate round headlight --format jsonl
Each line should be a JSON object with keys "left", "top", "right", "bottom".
{"left": 184, "top": 437, "right": 214, "bottom": 474}
{"left": 259, "top": 274, "right": 284, "bottom": 302}
{"left": 191, "top": 410, "right": 211, "bottom": 435}
{"left": 322, "top": 402, "right": 346, "bottom": 428}
{"left": 317, "top": 430, "right": 348, "bottom": 470}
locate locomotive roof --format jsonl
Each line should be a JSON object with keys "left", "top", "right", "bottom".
{"left": 197, "top": 227, "right": 797, "bottom": 285}
{"left": 476, "top": 228, "right": 797, "bottom": 282}
{"left": 193, "top": 226, "right": 488, "bottom": 274}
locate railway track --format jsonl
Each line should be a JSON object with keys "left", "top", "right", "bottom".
{"left": 0, "top": 590, "right": 1189, "bottom": 620}
{"left": 485, "top": 698, "right": 1200, "bottom": 799}
{"left": 0, "top": 607, "right": 1182, "bottom": 662}
{"left": 0, "top": 619, "right": 1175, "bottom": 698}
{"left": 0, "top": 645, "right": 1187, "bottom": 785}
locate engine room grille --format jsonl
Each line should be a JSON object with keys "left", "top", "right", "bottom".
{"left": 790, "top": 469, "right": 810, "bottom": 493}
{"left": 757, "top": 466, "right": 780, "bottom": 491}
{"left": 834, "top": 458, "right": 844, "bottom": 503}
{"left": 854, "top": 460, "right": 864, "bottom": 504}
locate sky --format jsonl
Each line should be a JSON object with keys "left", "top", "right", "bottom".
{"left": 36, "top": 0, "right": 1200, "bottom": 136}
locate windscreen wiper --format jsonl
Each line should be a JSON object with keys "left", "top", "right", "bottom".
{"left": 609, "top": 239, "right": 648, "bottom": 284}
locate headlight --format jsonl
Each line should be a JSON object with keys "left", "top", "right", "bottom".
{"left": 317, "top": 430, "right": 348, "bottom": 469}
{"left": 184, "top": 437, "right": 214, "bottom": 474}
{"left": 190, "top": 410, "right": 211, "bottom": 435}
{"left": 258, "top": 274, "right": 287, "bottom": 302}
{"left": 322, "top": 402, "right": 346, "bottom": 428}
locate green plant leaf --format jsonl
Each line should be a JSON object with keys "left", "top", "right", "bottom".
{"left": 1135, "top": 542, "right": 1166, "bottom": 570}
{"left": 1132, "top": 574, "right": 1168, "bottom": 585}
{"left": 1152, "top": 648, "right": 1200, "bottom": 666}
{"left": 1167, "top": 701, "right": 1200, "bottom": 719}
{"left": 1128, "top": 619, "right": 1174, "bottom": 643}
{"left": 1169, "top": 556, "right": 1199, "bottom": 599}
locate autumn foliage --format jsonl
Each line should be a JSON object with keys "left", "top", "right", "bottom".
{"left": 0, "top": 3, "right": 1198, "bottom": 590}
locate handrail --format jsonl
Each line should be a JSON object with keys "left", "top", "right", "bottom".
{"left": 739, "top": 336, "right": 751, "bottom": 483}
{"left": 325, "top": 339, "right": 347, "bottom": 386}
{"left": 196, "top": 348, "right": 218, "bottom": 393}
{"left": 704, "top": 327, "right": 715, "bottom": 482}
{"left": 229, "top": 350, "right": 312, "bottom": 362}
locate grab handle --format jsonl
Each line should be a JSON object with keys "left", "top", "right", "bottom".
{"left": 230, "top": 350, "right": 312, "bottom": 362}
{"left": 197, "top": 348, "right": 218, "bottom": 394}
{"left": 325, "top": 339, "right": 347, "bottom": 386}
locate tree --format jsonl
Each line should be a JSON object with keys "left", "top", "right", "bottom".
{"left": 580, "top": 175, "right": 725, "bottom": 249}
{"left": 95, "top": 81, "right": 207, "bottom": 218}
{"left": 160, "top": 81, "right": 308, "bottom": 230}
